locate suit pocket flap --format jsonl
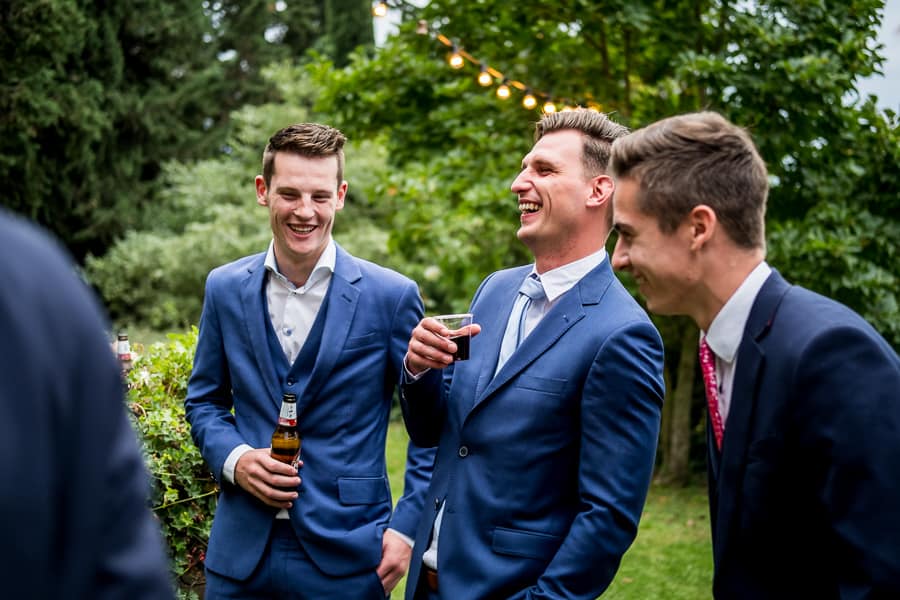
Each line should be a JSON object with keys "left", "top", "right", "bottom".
{"left": 515, "top": 374, "right": 566, "bottom": 396}
{"left": 492, "top": 526, "right": 562, "bottom": 560}
{"left": 338, "top": 476, "right": 390, "bottom": 505}
{"left": 344, "top": 332, "right": 379, "bottom": 349}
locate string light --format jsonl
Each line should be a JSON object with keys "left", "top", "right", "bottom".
{"left": 477, "top": 65, "right": 493, "bottom": 87}
{"left": 448, "top": 45, "right": 465, "bottom": 69}
{"left": 496, "top": 79, "right": 511, "bottom": 100}
{"left": 371, "top": 1, "right": 388, "bottom": 17}
{"left": 522, "top": 91, "right": 537, "bottom": 110}
{"left": 373, "top": 6, "right": 602, "bottom": 113}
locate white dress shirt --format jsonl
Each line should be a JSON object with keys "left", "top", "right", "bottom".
{"left": 702, "top": 261, "right": 772, "bottom": 426}
{"left": 222, "top": 239, "right": 335, "bottom": 518}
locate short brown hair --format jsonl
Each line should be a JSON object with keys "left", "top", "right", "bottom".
{"left": 535, "top": 108, "right": 630, "bottom": 178}
{"left": 609, "top": 111, "right": 768, "bottom": 249}
{"left": 261, "top": 123, "right": 347, "bottom": 187}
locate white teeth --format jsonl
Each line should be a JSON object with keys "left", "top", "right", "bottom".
{"left": 519, "top": 202, "right": 540, "bottom": 213}
{"left": 289, "top": 224, "right": 314, "bottom": 234}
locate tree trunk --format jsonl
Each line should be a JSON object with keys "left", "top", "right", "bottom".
{"left": 655, "top": 318, "right": 697, "bottom": 486}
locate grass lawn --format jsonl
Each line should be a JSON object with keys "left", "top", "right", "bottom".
{"left": 386, "top": 419, "right": 713, "bottom": 599}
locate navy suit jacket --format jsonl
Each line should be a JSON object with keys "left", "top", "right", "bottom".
{"left": 709, "top": 270, "right": 900, "bottom": 598}
{"left": 0, "top": 212, "right": 173, "bottom": 599}
{"left": 401, "top": 260, "right": 665, "bottom": 600}
{"left": 185, "top": 243, "right": 434, "bottom": 580}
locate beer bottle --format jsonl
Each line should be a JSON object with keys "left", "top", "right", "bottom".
{"left": 116, "top": 331, "right": 133, "bottom": 374}
{"left": 270, "top": 393, "right": 301, "bottom": 466}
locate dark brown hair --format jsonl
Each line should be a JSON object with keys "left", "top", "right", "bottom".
{"left": 535, "top": 108, "right": 630, "bottom": 177}
{"left": 609, "top": 111, "right": 768, "bottom": 249}
{"left": 261, "top": 123, "right": 347, "bottom": 187}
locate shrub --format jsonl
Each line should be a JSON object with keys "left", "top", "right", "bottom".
{"left": 86, "top": 206, "right": 271, "bottom": 330}
{"left": 126, "top": 328, "right": 215, "bottom": 591}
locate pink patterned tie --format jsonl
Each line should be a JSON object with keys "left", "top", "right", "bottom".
{"left": 699, "top": 338, "right": 724, "bottom": 450}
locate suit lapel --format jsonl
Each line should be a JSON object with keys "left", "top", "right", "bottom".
{"left": 240, "top": 255, "right": 282, "bottom": 411}
{"left": 299, "top": 245, "right": 361, "bottom": 403}
{"left": 474, "top": 261, "right": 613, "bottom": 412}
{"left": 479, "top": 292, "right": 584, "bottom": 405}
{"left": 714, "top": 270, "right": 790, "bottom": 557}
{"left": 472, "top": 268, "right": 527, "bottom": 401}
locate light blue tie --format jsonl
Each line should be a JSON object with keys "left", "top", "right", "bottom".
{"left": 496, "top": 274, "right": 546, "bottom": 373}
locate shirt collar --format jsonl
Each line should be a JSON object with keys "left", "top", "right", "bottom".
{"left": 264, "top": 238, "right": 336, "bottom": 290}
{"left": 532, "top": 248, "right": 607, "bottom": 303}
{"left": 704, "top": 260, "right": 772, "bottom": 362}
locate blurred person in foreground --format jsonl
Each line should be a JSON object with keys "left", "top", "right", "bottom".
{"left": 609, "top": 111, "right": 900, "bottom": 598}
{"left": 0, "top": 209, "right": 174, "bottom": 599}
{"left": 400, "top": 108, "right": 666, "bottom": 599}
{"left": 185, "top": 123, "right": 434, "bottom": 598}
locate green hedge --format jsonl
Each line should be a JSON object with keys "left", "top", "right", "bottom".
{"left": 126, "top": 328, "right": 214, "bottom": 593}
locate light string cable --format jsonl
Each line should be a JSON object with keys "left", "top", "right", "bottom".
{"left": 372, "top": 1, "right": 604, "bottom": 114}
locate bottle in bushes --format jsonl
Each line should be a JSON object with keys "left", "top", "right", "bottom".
{"left": 116, "top": 331, "right": 133, "bottom": 375}
{"left": 270, "top": 393, "right": 301, "bottom": 466}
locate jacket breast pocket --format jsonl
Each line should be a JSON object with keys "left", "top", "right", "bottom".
{"left": 344, "top": 332, "right": 380, "bottom": 350}
{"left": 513, "top": 375, "right": 566, "bottom": 397}
{"left": 491, "top": 526, "right": 563, "bottom": 561}
{"left": 337, "top": 476, "right": 390, "bottom": 505}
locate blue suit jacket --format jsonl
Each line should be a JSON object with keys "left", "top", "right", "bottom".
{"left": 185, "top": 243, "right": 434, "bottom": 580}
{"left": 0, "top": 212, "right": 173, "bottom": 599}
{"left": 709, "top": 270, "right": 900, "bottom": 598}
{"left": 401, "top": 260, "right": 665, "bottom": 600}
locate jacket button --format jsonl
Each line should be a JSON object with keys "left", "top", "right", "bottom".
{"left": 458, "top": 446, "right": 469, "bottom": 457}
{"left": 434, "top": 498, "right": 441, "bottom": 510}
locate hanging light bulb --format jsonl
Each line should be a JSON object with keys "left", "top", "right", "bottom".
{"left": 372, "top": 2, "right": 388, "bottom": 17}
{"left": 448, "top": 45, "right": 465, "bottom": 69}
{"left": 522, "top": 91, "right": 537, "bottom": 110}
{"left": 477, "top": 65, "right": 493, "bottom": 87}
{"left": 542, "top": 101, "right": 557, "bottom": 114}
{"left": 496, "top": 80, "right": 511, "bottom": 100}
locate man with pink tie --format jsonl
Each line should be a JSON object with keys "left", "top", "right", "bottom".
{"left": 609, "top": 111, "right": 900, "bottom": 598}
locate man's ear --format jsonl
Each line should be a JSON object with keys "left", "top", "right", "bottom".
{"left": 335, "top": 180, "right": 348, "bottom": 211}
{"left": 587, "top": 174, "right": 614, "bottom": 208}
{"left": 688, "top": 204, "right": 717, "bottom": 250}
{"left": 255, "top": 175, "right": 268, "bottom": 207}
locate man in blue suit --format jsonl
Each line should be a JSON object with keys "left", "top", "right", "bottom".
{"left": 0, "top": 210, "right": 174, "bottom": 599}
{"left": 401, "top": 109, "right": 666, "bottom": 599}
{"left": 609, "top": 111, "right": 900, "bottom": 597}
{"left": 185, "top": 123, "right": 434, "bottom": 598}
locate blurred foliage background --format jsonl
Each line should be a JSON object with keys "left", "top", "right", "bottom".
{"left": 2, "top": 0, "right": 897, "bottom": 587}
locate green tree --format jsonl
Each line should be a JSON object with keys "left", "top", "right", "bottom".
{"left": 1, "top": 0, "right": 376, "bottom": 262}
{"left": 0, "top": 0, "right": 226, "bottom": 259}
{"left": 323, "top": 0, "right": 376, "bottom": 67}
{"left": 307, "top": 0, "right": 897, "bottom": 483}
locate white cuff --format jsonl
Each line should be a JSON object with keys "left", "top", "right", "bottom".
{"left": 388, "top": 528, "right": 415, "bottom": 548}
{"left": 403, "top": 355, "right": 430, "bottom": 382}
{"left": 222, "top": 444, "right": 254, "bottom": 484}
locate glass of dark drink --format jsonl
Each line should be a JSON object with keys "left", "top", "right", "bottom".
{"left": 432, "top": 313, "right": 474, "bottom": 361}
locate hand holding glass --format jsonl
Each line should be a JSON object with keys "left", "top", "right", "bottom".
{"left": 433, "top": 313, "right": 473, "bottom": 361}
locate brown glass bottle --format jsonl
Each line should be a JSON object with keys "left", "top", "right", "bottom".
{"left": 270, "top": 393, "right": 301, "bottom": 466}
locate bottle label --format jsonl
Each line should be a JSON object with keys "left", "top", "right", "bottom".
{"left": 278, "top": 401, "right": 297, "bottom": 426}
{"left": 116, "top": 339, "right": 131, "bottom": 361}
